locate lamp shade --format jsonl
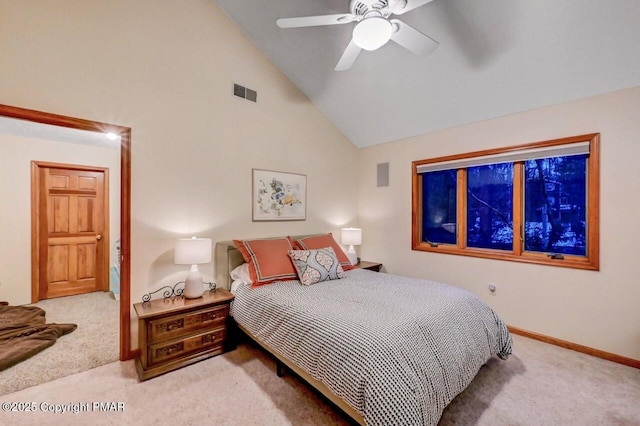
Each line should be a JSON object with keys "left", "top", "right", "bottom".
{"left": 174, "top": 237, "right": 212, "bottom": 265}
{"left": 341, "top": 228, "right": 362, "bottom": 246}
{"left": 352, "top": 17, "right": 392, "bottom": 51}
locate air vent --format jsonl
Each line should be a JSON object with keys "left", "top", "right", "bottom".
{"left": 246, "top": 88, "right": 257, "bottom": 102}
{"left": 233, "top": 83, "right": 245, "bottom": 98}
{"left": 233, "top": 83, "right": 257, "bottom": 103}
{"left": 377, "top": 162, "right": 389, "bottom": 187}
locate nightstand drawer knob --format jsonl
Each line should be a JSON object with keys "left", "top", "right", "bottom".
{"left": 156, "top": 342, "right": 184, "bottom": 358}
{"left": 158, "top": 319, "right": 184, "bottom": 333}
{"left": 202, "top": 311, "right": 220, "bottom": 322}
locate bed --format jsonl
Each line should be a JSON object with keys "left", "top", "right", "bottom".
{"left": 214, "top": 237, "right": 512, "bottom": 426}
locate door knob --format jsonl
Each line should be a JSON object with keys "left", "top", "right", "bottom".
{"left": 96, "top": 234, "right": 102, "bottom": 240}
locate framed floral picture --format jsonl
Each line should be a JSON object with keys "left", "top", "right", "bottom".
{"left": 252, "top": 169, "right": 306, "bottom": 221}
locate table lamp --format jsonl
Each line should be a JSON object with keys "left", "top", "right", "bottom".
{"left": 174, "top": 237, "right": 212, "bottom": 299}
{"left": 341, "top": 228, "right": 362, "bottom": 265}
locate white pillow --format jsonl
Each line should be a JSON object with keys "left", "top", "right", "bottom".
{"left": 230, "top": 263, "right": 252, "bottom": 284}
{"left": 230, "top": 279, "right": 245, "bottom": 294}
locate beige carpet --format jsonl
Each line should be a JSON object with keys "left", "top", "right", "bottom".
{"left": 1, "top": 334, "right": 639, "bottom": 425}
{"left": 0, "top": 291, "right": 119, "bottom": 395}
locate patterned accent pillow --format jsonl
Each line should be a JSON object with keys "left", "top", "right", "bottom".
{"left": 288, "top": 247, "right": 346, "bottom": 286}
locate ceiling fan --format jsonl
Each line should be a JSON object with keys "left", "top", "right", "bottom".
{"left": 276, "top": 0, "right": 439, "bottom": 71}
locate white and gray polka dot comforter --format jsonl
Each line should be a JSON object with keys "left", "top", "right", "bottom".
{"left": 231, "top": 268, "right": 512, "bottom": 425}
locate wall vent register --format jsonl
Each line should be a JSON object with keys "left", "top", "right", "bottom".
{"left": 233, "top": 83, "right": 257, "bottom": 103}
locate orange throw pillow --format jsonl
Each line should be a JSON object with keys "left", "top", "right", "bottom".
{"left": 293, "top": 233, "right": 355, "bottom": 271}
{"left": 233, "top": 237, "right": 298, "bottom": 287}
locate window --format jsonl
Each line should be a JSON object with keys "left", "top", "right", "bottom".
{"left": 412, "top": 134, "right": 599, "bottom": 270}
{"left": 524, "top": 155, "right": 588, "bottom": 256}
{"left": 467, "top": 163, "right": 514, "bottom": 251}
{"left": 421, "top": 170, "right": 457, "bottom": 245}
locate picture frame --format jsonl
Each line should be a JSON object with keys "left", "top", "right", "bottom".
{"left": 252, "top": 169, "right": 307, "bottom": 221}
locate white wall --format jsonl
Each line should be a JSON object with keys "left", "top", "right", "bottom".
{"left": 358, "top": 86, "right": 640, "bottom": 360}
{"left": 0, "top": 133, "right": 121, "bottom": 304}
{"left": 0, "top": 0, "right": 358, "bottom": 346}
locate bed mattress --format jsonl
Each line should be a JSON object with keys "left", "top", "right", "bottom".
{"left": 231, "top": 268, "right": 512, "bottom": 425}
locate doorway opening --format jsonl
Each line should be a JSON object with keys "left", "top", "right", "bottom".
{"left": 0, "top": 104, "right": 132, "bottom": 361}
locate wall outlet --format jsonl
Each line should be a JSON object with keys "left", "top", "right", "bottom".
{"left": 488, "top": 283, "right": 497, "bottom": 295}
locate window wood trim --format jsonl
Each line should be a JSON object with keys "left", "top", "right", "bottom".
{"left": 456, "top": 169, "right": 467, "bottom": 249}
{"left": 411, "top": 133, "right": 600, "bottom": 271}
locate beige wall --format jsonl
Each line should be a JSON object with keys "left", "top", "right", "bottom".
{"left": 0, "top": 133, "right": 121, "bottom": 305}
{"left": 0, "top": 0, "right": 358, "bottom": 346}
{"left": 4, "top": 0, "right": 635, "bottom": 362}
{"left": 358, "top": 86, "right": 640, "bottom": 360}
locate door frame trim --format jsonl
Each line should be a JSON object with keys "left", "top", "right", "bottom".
{"left": 31, "top": 161, "right": 110, "bottom": 301}
{"left": 0, "top": 104, "right": 133, "bottom": 361}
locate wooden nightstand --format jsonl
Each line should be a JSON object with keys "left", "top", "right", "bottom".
{"left": 133, "top": 288, "right": 234, "bottom": 381}
{"left": 356, "top": 261, "right": 383, "bottom": 272}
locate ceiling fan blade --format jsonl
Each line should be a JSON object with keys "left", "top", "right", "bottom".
{"left": 390, "top": 19, "right": 439, "bottom": 57}
{"left": 391, "top": 0, "right": 436, "bottom": 15}
{"left": 276, "top": 13, "right": 355, "bottom": 29}
{"left": 335, "top": 40, "right": 362, "bottom": 71}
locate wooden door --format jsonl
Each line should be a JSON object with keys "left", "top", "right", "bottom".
{"left": 33, "top": 162, "right": 109, "bottom": 300}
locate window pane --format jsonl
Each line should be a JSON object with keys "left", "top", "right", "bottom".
{"left": 467, "top": 163, "right": 514, "bottom": 250}
{"left": 524, "top": 155, "right": 587, "bottom": 256}
{"left": 422, "top": 170, "right": 457, "bottom": 244}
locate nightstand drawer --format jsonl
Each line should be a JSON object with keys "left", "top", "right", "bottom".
{"left": 147, "top": 326, "right": 226, "bottom": 366}
{"left": 134, "top": 288, "right": 235, "bottom": 381}
{"left": 147, "top": 304, "right": 229, "bottom": 344}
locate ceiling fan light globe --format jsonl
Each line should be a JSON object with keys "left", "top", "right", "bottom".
{"left": 352, "top": 17, "right": 392, "bottom": 51}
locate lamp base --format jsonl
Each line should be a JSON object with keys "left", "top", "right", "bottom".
{"left": 183, "top": 265, "right": 204, "bottom": 299}
{"left": 346, "top": 245, "right": 358, "bottom": 266}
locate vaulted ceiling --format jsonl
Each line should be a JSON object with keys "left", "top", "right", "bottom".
{"left": 213, "top": 0, "right": 640, "bottom": 147}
